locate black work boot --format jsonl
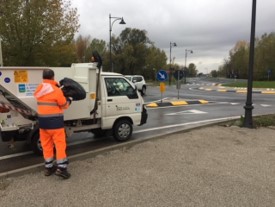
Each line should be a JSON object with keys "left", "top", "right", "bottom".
{"left": 44, "top": 166, "right": 56, "bottom": 176}
{"left": 55, "top": 168, "right": 71, "bottom": 179}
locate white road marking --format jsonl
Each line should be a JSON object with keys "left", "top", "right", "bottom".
{"left": 0, "top": 151, "right": 33, "bottom": 160}
{"left": 260, "top": 104, "right": 271, "bottom": 107}
{"left": 165, "top": 109, "right": 207, "bottom": 115}
{"left": 133, "top": 116, "right": 240, "bottom": 134}
{"left": 144, "top": 97, "right": 169, "bottom": 104}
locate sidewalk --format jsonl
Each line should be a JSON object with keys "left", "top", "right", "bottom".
{"left": 0, "top": 124, "right": 275, "bottom": 207}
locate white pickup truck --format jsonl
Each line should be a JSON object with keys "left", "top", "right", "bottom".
{"left": 0, "top": 59, "right": 147, "bottom": 154}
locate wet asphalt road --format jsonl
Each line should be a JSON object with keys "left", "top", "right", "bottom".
{"left": 1, "top": 79, "right": 275, "bottom": 175}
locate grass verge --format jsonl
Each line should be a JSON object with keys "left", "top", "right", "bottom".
{"left": 224, "top": 114, "right": 275, "bottom": 128}
{"left": 222, "top": 81, "right": 275, "bottom": 89}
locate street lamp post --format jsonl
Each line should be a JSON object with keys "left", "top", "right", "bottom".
{"left": 109, "top": 14, "right": 126, "bottom": 72}
{"left": 243, "top": 0, "right": 257, "bottom": 128}
{"left": 169, "top": 42, "right": 177, "bottom": 85}
{"left": 184, "top": 49, "right": 193, "bottom": 84}
{"left": 0, "top": 38, "right": 3, "bottom": 67}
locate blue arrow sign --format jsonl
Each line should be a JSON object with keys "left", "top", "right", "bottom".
{"left": 157, "top": 70, "right": 168, "bottom": 81}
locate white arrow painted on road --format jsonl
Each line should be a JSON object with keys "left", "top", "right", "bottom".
{"left": 165, "top": 109, "right": 207, "bottom": 115}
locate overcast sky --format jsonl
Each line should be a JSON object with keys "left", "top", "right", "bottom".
{"left": 71, "top": 0, "right": 275, "bottom": 73}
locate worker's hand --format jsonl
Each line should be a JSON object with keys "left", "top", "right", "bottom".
{"left": 67, "top": 97, "right": 73, "bottom": 105}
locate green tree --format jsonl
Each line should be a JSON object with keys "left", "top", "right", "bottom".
{"left": 219, "top": 59, "right": 232, "bottom": 78}
{"left": 188, "top": 63, "right": 198, "bottom": 77}
{"left": 87, "top": 38, "right": 107, "bottom": 69}
{"left": 75, "top": 35, "right": 90, "bottom": 63}
{"left": 112, "top": 28, "right": 150, "bottom": 74}
{"left": 254, "top": 33, "right": 275, "bottom": 80}
{"left": 144, "top": 46, "right": 167, "bottom": 80}
{"left": 211, "top": 70, "right": 218, "bottom": 77}
{"left": 228, "top": 41, "right": 249, "bottom": 79}
{"left": 0, "top": 0, "right": 79, "bottom": 66}
{"left": 219, "top": 32, "right": 275, "bottom": 80}
{"left": 75, "top": 36, "right": 107, "bottom": 65}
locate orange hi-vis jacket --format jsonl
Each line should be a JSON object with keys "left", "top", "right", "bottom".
{"left": 34, "top": 79, "right": 70, "bottom": 129}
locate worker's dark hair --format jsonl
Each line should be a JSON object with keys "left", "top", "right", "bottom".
{"left": 43, "top": 69, "right": 55, "bottom": 80}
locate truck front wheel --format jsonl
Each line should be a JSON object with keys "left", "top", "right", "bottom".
{"left": 113, "top": 119, "right": 133, "bottom": 142}
{"left": 141, "top": 86, "right": 146, "bottom": 96}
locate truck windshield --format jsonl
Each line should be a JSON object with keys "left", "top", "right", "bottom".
{"left": 105, "top": 77, "right": 138, "bottom": 99}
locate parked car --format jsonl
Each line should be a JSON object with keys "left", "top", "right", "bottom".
{"left": 125, "top": 75, "right": 146, "bottom": 95}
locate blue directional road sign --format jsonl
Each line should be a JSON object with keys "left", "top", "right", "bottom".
{"left": 157, "top": 70, "right": 168, "bottom": 81}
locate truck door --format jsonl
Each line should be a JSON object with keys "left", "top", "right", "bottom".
{"left": 102, "top": 77, "right": 142, "bottom": 128}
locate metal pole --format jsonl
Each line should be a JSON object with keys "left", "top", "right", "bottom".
{"left": 109, "top": 14, "right": 126, "bottom": 72}
{"left": 184, "top": 50, "right": 187, "bottom": 84}
{"left": 243, "top": 0, "right": 257, "bottom": 128}
{"left": 185, "top": 49, "right": 187, "bottom": 68}
{"left": 177, "top": 70, "right": 180, "bottom": 99}
{"left": 109, "top": 14, "right": 112, "bottom": 72}
{"left": 169, "top": 42, "right": 172, "bottom": 85}
{"left": 184, "top": 49, "right": 193, "bottom": 84}
{"left": 0, "top": 38, "right": 3, "bottom": 66}
{"left": 169, "top": 42, "right": 177, "bottom": 85}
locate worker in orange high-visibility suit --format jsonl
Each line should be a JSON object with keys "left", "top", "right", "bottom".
{"left": 34, "top": 69, "right": 72, "bottom": 179}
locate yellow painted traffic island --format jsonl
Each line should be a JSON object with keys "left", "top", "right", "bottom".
{"left": 146, "top": 100, "right": 209, "bottom": 107}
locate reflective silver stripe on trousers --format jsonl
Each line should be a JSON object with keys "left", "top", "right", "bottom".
{"left": 45, "top": 158, "right": 54, "bottom": 168}
{"left": 57, "top": 158, "right": 68, "bottom": 169}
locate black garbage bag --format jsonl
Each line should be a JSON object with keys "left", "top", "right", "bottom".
{"left": 59, "top": 78, "right": 86, "bottom": 101}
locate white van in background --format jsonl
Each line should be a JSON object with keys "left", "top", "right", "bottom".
{"left": 125, "top": 75, "right": 146, "bottom": 96}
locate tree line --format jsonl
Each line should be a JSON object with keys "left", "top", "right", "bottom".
{"left": 0, "top": 0, "right": 207, "bottom": 80}
{"left": 216, "top": 32, "right": 275, "bottom": 81}
{"left": 0, "top": 0, "right": 79, "bottom": 66}
{"left": 3, "top": 0, "right": 274, "bottom": 81}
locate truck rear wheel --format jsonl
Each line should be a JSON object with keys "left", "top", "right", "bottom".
{"left": 113, "top": 119, "right": 132, "bottom": 142}
{"left": 31, "top": 132, "right": 43, "bottom": 156}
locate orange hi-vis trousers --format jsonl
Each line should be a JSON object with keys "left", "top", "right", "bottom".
{"left": 40, "top": 128, "right": 67, "bottom": 162}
